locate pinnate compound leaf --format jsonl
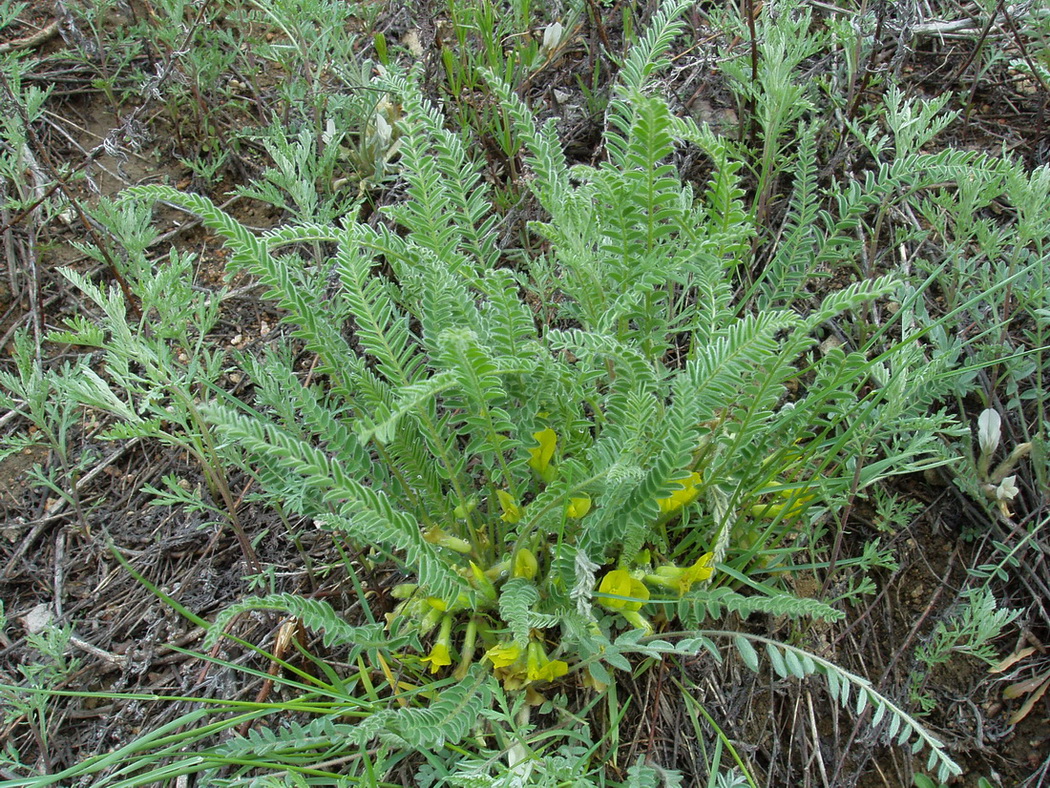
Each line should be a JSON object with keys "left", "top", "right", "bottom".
{"left": 499, "top": 578, "right": 541, "bottom": 647}
{"left": 700, "top": 634, "right": 962, "bottom": 783}
{"left": 361, "top": 668, "right": 493, "bottom": 749}
{"left": 206, "top": 593, "right": 393, "bottom": 652}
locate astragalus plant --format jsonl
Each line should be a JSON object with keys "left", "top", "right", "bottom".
{"left": 20, "top": 0, "right": 989, "bottom": 783}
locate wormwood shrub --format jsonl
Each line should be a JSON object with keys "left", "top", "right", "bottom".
{"left": 8, "top": 0, "right": 1005, "bottom": 782}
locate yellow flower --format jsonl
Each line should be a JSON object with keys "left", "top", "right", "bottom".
{"left": 597, "top": 569, "right": 649, "bottom": 611}
{"left": 656, "top": 471, "right": 702, "bottom": 514}
{"left": 421, "top": 642, "right": 452, "bottom": 673}
{"left": 648, "top": 552, "right": 715, "bottom": 595}
{"left": 526, "top": 640, "right": 569, "bottom": 683}
{"left": 678, "top": 553, "right": 715, "bottom": 591}
{"left": 423, "top": 526, "right": 472, "bottom": 553}
{"left": 421, "top": 615, "right": 454, "bottom": 674}
{"left": 484, "top": 641, "right": 529, "bottom": 689}
{"left": 496, "top": 490, "right": 523, "bottom": 523}
{"left": 485, "top": 640, "right": 568, "bottom": 686}
{"left": 484, "top": 642, "right": 524, "bottom": 669}
{"left": 469, "top": 561, "right": 497, "bottom": 601}
{"left": 528, "top": 428, "right": 558, "bottom": 482}
{"left": 567, "top": 496, "right": 592, "bottom": 518}
{"left": 424, "top": 594, "right": 471, "bottom": 614}
{"left": 513, "top": 548, "right": 538, "bottom": 579}
{"left": 598, "top": 569, "right": 653, "bottom": 633}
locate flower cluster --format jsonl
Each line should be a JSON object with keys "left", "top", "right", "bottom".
{"left": 395, "top": 427, "right": 721, "bottom": 690}
{"left": 483, "top": 639, "right": 568, "bottom": 690}
{"left": 597, "top": 553, "right": 715, "bottom": 633}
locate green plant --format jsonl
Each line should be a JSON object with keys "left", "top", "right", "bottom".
{"left": 410, "top": 682, "right": 605, "bottom": 787}
{"left": 236, "top": 118, "right": 359, "bottom": 226}
{"left": 437, "top": 0, "right": 568, "bottom": 166}
{"left": 59, "top": 0, "right": 145, "bottom": 110}
{"left": 34, "top": 197, "right": 261, "bottom": 572}
{"left": 0, "top": 560, "right": 418, "bottom": 786}
{"left": 1012, "top": 2, "right": 1050, "bottom": 87}
{"left": 0, "top": 0, "right": 25, "bottom": 34}
{"left": 911, "top": 587, "right": 1020, "bottom": 713}
{"left": 11, "top": 0, "right": 1046, "bottom": 781}
{"left": 718, "top": 1, "right": 827, "bottom": 231}
{"left": 233, "top": 74, "right": 404, "bottom": 224}
{"left": 83, "top": 0, "right": 976, "bottom": 781}
{"left": 914, "top": 774, "right": 996, "bottom": 788}
{"left": 240, "top": 0, "right": 362, "bottom": 131}
{"left": 0, "top": 603, "right": 82, "bottom": 778}
{"left": 867, "top": 484, "right": 925, "bottom": 532}
{"left": 907, "top": 151, "right": 1050, "bottom": 507}
{"left": 131, "top": 0, "right": 253, "bottom": 163}
{"left": 0, "top": 51, "right": 60, "bottom": 286}
{"left": 0, "top": 330, "right": 97, "bottom": 530}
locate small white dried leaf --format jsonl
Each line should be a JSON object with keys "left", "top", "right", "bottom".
{"left": 21, "top": 603, "right": 53, "bottom": 634}
{"left": 977, "top": 409, "right": 1001, "bottom": 456}
{"left": 819, "top": 335, "right": 843, "bottom": 355}
{"left": 402, "top": 30, "right": 423, "bottom": 58}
